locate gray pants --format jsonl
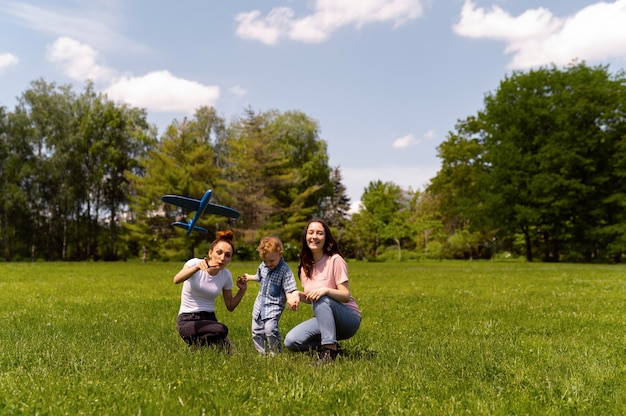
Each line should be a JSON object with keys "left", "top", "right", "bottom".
{"left": 252, "top": 316, "right": 282, "bottom": 354}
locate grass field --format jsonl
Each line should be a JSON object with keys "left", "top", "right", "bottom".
{"left": 1, "top": 260, "right": 625, "bottom": 415}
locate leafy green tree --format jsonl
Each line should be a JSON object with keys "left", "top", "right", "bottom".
{"left": 407, "top": 191, "right": 445, "bottom": 259}
{"left": 318, "top": 166, "right": 351, "bottom": 230}
{"left": 430, "top": 62, "right": 626, "bottom": 262}
{"left": 87, "top": 93, "right": 154, "bottom": 260}
{"left": 357, "top": 181, "right": 408, "bottom": 258}
{"left": 13, "top": 79, "right": 71, "bottom": 260}
{"left": 218, "top": 108, "right": 333, "bottom": 244}
{"left": 264, "top": 110, "right": 333, "bottom": 241}
{"left": 125, "top": 112, "right": 221, "bottom": 260}
{"left": 428, "top": 116, "right": 489, "bottom": 235}
{"left": 218, "top": 108, "right": 292, "bottom": 233}
{"left": 345, "top": 208, "right": 373, "bottom": 260}
{"left": 126, "top": 107, "right": 338, "bottom": 260}
{"left": 1, "top": 104, "right": 37, "bottom": 260}
{"left": 0, "top": 106, "right": 8, "bottom": 260}
{"left": 0, "top": 79, "right": 156, "bottom": 261}
{"left": 482, "top": 62, "right": 626, "bottom": 261}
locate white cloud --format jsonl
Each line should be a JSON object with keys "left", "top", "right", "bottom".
{"left": 453, "top": 1, "right": 560, "bottom": 42}
{"left": 105, "top": 71, "right": 220, "bottom": 113}
{"left": 1, "top": 1, "right": 146, "bottom": 54}
{"left": 46, "top": 37, "right": 116, "bottom": 83}
{"left": 45, "top": 37, "right": 220, "bottom": 114}
{"left": 423, "top": 129, "right": 436, "bottom": 140}
{"left": 228, "top": 85, "right": 248, "bottom": 97}
{"left": 392, "top": 130, "right": 436, "bottom": 149}
{"left": 0, "top": 53, "right": 19, "bottom": 70}
{"left": 235, "top": 8, "right": 295, "bottom": 45}
{"left": 453, "top": 0, "right": 626, "bottom": 69}
{"left": 392, "top": 134, "right": 419, "bottom": 149}
{"left": 235, "top": 0, "right": 426, "bottom": 45}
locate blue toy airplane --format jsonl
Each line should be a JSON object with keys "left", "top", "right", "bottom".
{"left": 161, "top": 190, "right": 241, "bottom": 236}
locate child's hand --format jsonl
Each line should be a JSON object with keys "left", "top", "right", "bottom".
{"left": 287, "top": 292, "right": 300, "bottom": 311}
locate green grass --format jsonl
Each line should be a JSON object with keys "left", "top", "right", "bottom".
{"left": 1, "top": 260, "right": 625, "bottom": 415}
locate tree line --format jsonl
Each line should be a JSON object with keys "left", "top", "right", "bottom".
{"left": 1, "top": 61, "right": 625, "bottom": 263}
{"left": 429, "top": 62, "right": 626, "bottom": 262}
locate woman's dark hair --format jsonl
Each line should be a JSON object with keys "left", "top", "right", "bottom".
{"left": 210, "top": 229, "right": 235, "bottom": 253}
{"left": 298, "top": 218, "right": 342, "bottom": 279}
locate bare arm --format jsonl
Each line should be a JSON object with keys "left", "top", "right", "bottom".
{"left": 174, "top": 258, "right": 223, "bottom": 284}
{"left": 241, "top": 273, "right": 259, "bottom": 282}
{"left": 295, "top": 290, "right": 311, "bottom": 304}
{"left": 173, "top": 262, "right": 202, "bottom": 284}
{"left": 222, "top": 276, "right": 248, "bottom": 311}
{"left": 305, "top": 281, "right": 351, "bottom": 303}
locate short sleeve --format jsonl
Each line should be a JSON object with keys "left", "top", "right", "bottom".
{"left": 332, "top": 255, "right": 349, "bottom": 286}
{"left": 223, "top": 269, "right": 234, "bottom": 291}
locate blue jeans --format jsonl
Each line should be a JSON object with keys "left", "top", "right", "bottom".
{"left": 252, "top": 316, "right": 282, "bottom": 354}
{"left": 284, "top": 296, "right": 361, "bottom": 351}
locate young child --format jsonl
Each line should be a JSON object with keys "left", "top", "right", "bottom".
{"left": 242, "top": 236, "right": 299, "bottom": 355}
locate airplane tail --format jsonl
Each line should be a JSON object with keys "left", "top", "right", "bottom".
{"left": 173, "top": 222, "right": 209, "bottom": 236}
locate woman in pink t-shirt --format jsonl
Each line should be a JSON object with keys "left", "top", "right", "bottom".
{"left": 284, "top": 219, "right": 361, "bottom": 364}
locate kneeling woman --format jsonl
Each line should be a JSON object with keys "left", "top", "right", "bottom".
{"left": 284, "top": 219, "right": 361, "bottom": 363}
{"left": 174, "top": 230, "right": 247, "bottom": 350}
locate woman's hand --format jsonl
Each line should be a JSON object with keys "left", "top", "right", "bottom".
{"left": 304, "top": 283, "right": 351, "bottom": 303}
{"left": 198, "top": 257, "right": 220, "bottom": 276}
{"left": 223, "top": 277, "right": 248, "bottom": 312}
{"left": 236, "top": 275, "right": 248, "bottom": 291}
{"left": 305, "top": 287, "right": 328, "bottom": 302}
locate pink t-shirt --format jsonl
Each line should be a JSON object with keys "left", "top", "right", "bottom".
{"left": 301, "top": 254, "right": 361, "bottom": 318}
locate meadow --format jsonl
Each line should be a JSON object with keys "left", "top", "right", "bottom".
{"left": 1, "top": 260, "right": 625, "bottom": 415}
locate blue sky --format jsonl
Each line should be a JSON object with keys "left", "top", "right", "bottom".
{"left": 1, "top": 1, "right": 625, "bottom": 210}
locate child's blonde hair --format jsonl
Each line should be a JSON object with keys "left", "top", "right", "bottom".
{"left": 257, "top": 236, "right": 283, "bottom": 258}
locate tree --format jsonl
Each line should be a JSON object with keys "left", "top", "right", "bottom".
{"left": 13, "top": 79, "right": 73, "bottom": 260}
{"left": 357, "top": 181, "right": 409, "bottom": 259}
{"left": 427, "top": 116, "right": 489, "bottom": 235}
{"left": 0, "top": 106, "right": 9, "bottom": 260}
{"left": 318, "top": 166, "right": 351, "bottom": 229}
{"left": 407, "top": 191, "right": 445, "bottom": 259}
{"left": 265, "top": 110, "right": 333, "bottom": 241}
{"left": 218, "top": 108, "right": 334, "bottom": 244}
{"left": 89, "top": 95, "right": 154, "bottom": 260}
{"left": 125, "top": 112, "right": 221, "bottom": 260}
{"left": 430, "top": 62, "right": 626, "bottom": 262}
{"left": 218, "top": 108, "right": 292, "bottom": 233}
{"left": 483, "top": 62, "right": 626, "bottom": 261}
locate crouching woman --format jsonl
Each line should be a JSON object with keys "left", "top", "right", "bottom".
{"left": 284, "top": 219, "right": 361, "bottom": 364}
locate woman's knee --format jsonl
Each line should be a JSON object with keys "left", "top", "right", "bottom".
{"left": 315, "top": 295, "right": 333, "bottom": 305}
{"left": 312, "top": 295, "right": 334, "bottom": 312}
{"left": 283, "top": 331, "right": 298, "bottom": 351}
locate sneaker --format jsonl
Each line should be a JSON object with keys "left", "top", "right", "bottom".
{"left": 221, "top": 336, "right": 236, "bottom": 353}
{"left": 315, "top": 347, "right": 338, "bottom": 365}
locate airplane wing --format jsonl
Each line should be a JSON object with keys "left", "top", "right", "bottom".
{"left": 161, "top": 195, "right": 200, "bottom": 212}
{"left": 161, "top": 190, "right": 240, "bottom": 236}
{"left": 205, "top": 203, "right": 241, "bottom": 219}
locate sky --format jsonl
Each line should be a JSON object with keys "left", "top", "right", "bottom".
{"left": 1, "top": 0, "right": 626, "bottom": 211}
